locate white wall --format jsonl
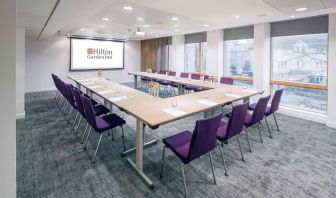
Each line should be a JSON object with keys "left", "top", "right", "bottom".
{"left": 25, "top": 35, "right": 141, "bottom": 93}
{"left": 171, "top": 35, "right": 185, "bottom": 75}
{"left": 16, "top": 27, "right": 25, "bottom": 118}
{"left": 0, "top": 0, "right": 16, "bottom": 196}
{"left": 327, "top": 13, "right": 336, "bottom": 128}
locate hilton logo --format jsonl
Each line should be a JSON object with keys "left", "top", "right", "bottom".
{"left": 87, "top": 48, "right": 113, "bottom": 59}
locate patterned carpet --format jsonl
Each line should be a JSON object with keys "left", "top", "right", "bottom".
{"left": 17, "top": 86, "right": 336, "bottom": 198}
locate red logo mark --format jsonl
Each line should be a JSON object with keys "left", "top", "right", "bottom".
{"left": 87, "top": 48, "right": 93, "bottom": 54}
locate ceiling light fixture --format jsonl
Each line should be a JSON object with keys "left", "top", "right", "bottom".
{"left": 101, "top": 25, "right": 105, "bottom": 28}
{"left": 171, "top": 17, "right": 179, "bottom": 21}
{"left": 101, "top": 17, "right": 109, "bottom": 21}
{"left": 203, "top": 24, "right": 209, "bottom": 27}
{"left": 115, "top": 32, "right": 120, "bottom": 35}
{"left": 235, "top": 15, "right": 240, "bottom": 18}
{"left": 290, "top": 15, "right": 296, "bottom": 18}
{"left": 123, "top": 6, "right": 133, "bottom": 10}
{"left": 143, "top": 24, "right": 150, "bottom": 28}
{"left": 80, "top": 28, "right": 85, "bottom": 31}
{"left": 137, "top": 17, "right": 144, "bottom": 21}
{"left": 175, "top": 29, "right": 180, "bottom": 32}
{"left": 296, "top": 7, "right": 307, "bottom": 12}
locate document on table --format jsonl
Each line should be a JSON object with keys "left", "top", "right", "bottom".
{"left": 77, "top": 79, "right": 92, "bottom": 83}
{"left": 162, "top": 108, "right": 187, "bottom": 117}
{"left": 243, "top": 89, "right": 258, "bottom": 93}
{"left": 89, "top": 85, "right": 103, "bottom": 89}
{"left": 98, "top": 90, "right": 115, "bottom": 95}
{"left": 82, "top": 82, "right": 95, "bottom": 86}
{"left": 226, "top": 93, "right": 242, "bottom": 98}
{"left": 197, "top": 99, "right": 219, "bottom": 106}
{"left": 109, "top": 96, "right": 129, "bottom": 102}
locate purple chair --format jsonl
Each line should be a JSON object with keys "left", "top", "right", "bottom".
{"left": 81, "top": 94, "right": 126, "bottom": 163}
{"left": 180, "top": 72, "right": 189, "bottom": 78}
{"left": 72, "top": 88, "right": 111, "bottom": 142}
{"left": 217, "top": 102, "right": 248, "bottom": 176}
{"left": 203, "top": 75, "right": 210, "bottom": 81}
{"left": 249, "top": 89, "right": 283, "bottom": 131}
{"left": 168, "top": 71, "right": 176, "bottom": 76}
{"left": 190, "top": 73, "right": 200, "bottom": 80}
{"left": 160, "top": 113, "right": 222, "bottom": 198}
{"left": 226, "top": 95, "right": 271, "bottom": 152}
{"left": 220, "top": 77, "right": 234, "bottom": 85}
{"left": 159, "top": 70, "right": 167, "bottom": 75}
{"left": 185, "top": 73, "right": 201, "bottom": 92}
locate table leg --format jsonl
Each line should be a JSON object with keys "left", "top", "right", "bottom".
{"left": 134, "top": 75, "right": 138, "bottom": 89}
{"left": 76, "top": 82, "right": 80, "bottom": 89}
{"left": 126, "top": 119, "right": 154, "bottom": 189}
{"left": 177, "top": 84, "right": 184, "bottom": 95}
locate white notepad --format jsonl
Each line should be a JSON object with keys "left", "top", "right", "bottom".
{"left": 78, "top": 79, "right": 92, "bottom": 83}
{"left": 162, "top": 108, "right": 187, "bottom": 117}
{"left": 89, "top": 85, "right": 103, "bottom": 89}
{"left": 197, "top": 99, "right": 218, "bottom": 106}
{"left": 81, "top": 82, "right": 94, "bottom": 86}
{"left": 226, "top": 93, "right": 242, "bottom": 98}
{"left": 109, "top": 96, "right": 129, "bottom": 102}
{"left": 98, "top": 90, "right": 115, "bottom": 95}
{"left": 243, "top": 89, "right": 258, "bottom": 93}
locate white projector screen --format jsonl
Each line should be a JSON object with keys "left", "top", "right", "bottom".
{"left": 70, "top": 38, "right": 124, "bottom": 70}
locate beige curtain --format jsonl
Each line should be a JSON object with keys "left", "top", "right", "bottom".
{"left": 141, "top": 37, "right": 168, "bottom": 72}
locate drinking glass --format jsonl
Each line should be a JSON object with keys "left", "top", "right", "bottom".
{"left": 171, "top": 98, "right": 178, "bottom": 109}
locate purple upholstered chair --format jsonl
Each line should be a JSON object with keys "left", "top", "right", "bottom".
{"left": 81, "top": 94, "right": 126, "bottom": 163}
{"left": 217, "top": 102, "right": 248, "bottom": 176}
{"left": 185, "top": 73, "right": 201, "bottom": 92}
{"left": 168, "top": 71, "right": 176, "bottom": 76}
{"left": 51, "top": 74, "right": 60, "bottom": 100}
{"left": 203, "top": 75, "right": 210, "bottom": 81}
{"left": 180, "top": 72, "right": 189, "bottom": 78}
{"left": 72, "top": 88, "right": 111, "bottom": 142}
{"left": 159, "top": 70, "right": 167, "bottom": 75}
{"left": 249, "top": 89, "right": 283, "bottom": 131}
{"left": 220, "top": 77, "right": 234, "bottom": 85}
{"left": 227, "top": 95, "right": 271, "bottom": 152}
{"left": 160, "top": 113, "right": 222, "bottom": 198}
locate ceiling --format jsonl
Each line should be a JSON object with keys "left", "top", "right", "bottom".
{"left": 17, "top": 0, "right": 336, "bottom": 40}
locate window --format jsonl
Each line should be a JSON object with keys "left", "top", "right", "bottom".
{"left": 225, "top": 39, "right": 254, "bottom": 77}
{"left": 271, "top": 33, "right": 328, "bottom": 113}
{"left": 184, "top": 42, "right": 207, "bottom": 73}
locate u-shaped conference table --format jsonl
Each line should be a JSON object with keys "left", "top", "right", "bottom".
{"left": 68, "top": 72, "right": 264, "bottom": 189}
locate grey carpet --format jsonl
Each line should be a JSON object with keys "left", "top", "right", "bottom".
{"left": 17, "top": 86, "right": 336, "bottom": 198}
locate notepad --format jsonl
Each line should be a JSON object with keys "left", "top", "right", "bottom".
{"left": 98, "top": 90, "right": 115, "bottom": 95}
{"left": 162, "top": 108, "right": 187, "bottom": 117}
{"left": 243, "top": 89, "right": 258, "bottom": 93}
{"left": 197, "top": 99, "right": 218, "bottom": 106}
{"left": 89, "top": 85, "right": 103, "bottom": 89}
{"left": 81, "top": 82, "right": 94, "bottom": 86}
{"left": 78, "top": 79, "right": 92, "bottom": 83}
{"left": 226, "top": 93, "right": 242, "bottom": 98}
{"left": 109, "top": 96, "right": 129, "bottom": 102}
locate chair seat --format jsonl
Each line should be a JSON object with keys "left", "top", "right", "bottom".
{"left": 163, "top": 131, "right": 192, "bottom": 164}
{"left": 248, "top": 103, "right": 272, "bottom": 116}
{"left": 184, "top": 85, "right": 200, "bottom": 91}
{"left": 226, "top": 112, "right": 253, "bottom": 127}
{"left": 156, "top": 80, "right": 170, "bottom": 86}
{"left": 141, "top": 77, "right": 151, "bottom": 82}
{"left": 194, "top": 87, "right": 210, "bottom": 92}
{"left": 93, "top": 105, "right": 110, "bottom": 116}
{"left": 95, "top": 113, "right": 126, "bottom": 133}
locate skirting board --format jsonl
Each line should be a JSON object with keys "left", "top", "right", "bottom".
{"left": 277, "top": 106, "right": 327, "bottom": 124}
{"left": 16, "top": 111, "right": 25, "bottom": 119}
{"left": 326, "top": 121, "right": 336, "bottom": 129}
{"left": 26, "top": 87, "right": 56, "bottom": 93}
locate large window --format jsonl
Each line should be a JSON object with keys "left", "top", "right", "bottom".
{"left": 271, "top": 33, "right": 328, "bottom": 113}
{"left": 185, "top": 42, "right": 207, "bottom": 73}
{"left": 225, "top": 39, "right": 254, "bottom": 77}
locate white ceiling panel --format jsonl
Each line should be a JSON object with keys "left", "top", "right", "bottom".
{"left": 263, "top": 0, "right": 325, "bottom": 14}
{"left": 322, "top": 0, "right": 336, "bottom": 8}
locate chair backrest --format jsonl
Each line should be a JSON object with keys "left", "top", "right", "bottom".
{"left": 270, "top": 89, "right": 283, "bottom": 113}
{"left": 203, "top": 75, "right": 210, "bottom": 81}
{"left": 65, "top": 84, "right": 76, "bottom": 108}
{"left": 191, "top": 73, "right": 200, "bottom": 80}
{"left": 168, "top": 71, "right": 176, "bottom": 76}
{"left": 180, "top": 72, "right": 189, "bottom": 78}
{"left": 159, "top": 70, "right": 166, "bottom": 75}
{"left": 226, "top": 102, "right": 249, "bottom": 139}
{"left": 188, "top": 113, "right": 222, "bottom": 162}
{"left": 59, "top": 80, "right": 68, "bottom": 98}
{"left": 148, "top": 82, "right": 160, "bottom": 97}
{"left": 152, "top": 69, "right": 157, "bottom": 73}
{"left": 72, "top": 87, "right": 85, "bottom": 116}
{"left": 220, "top": 77, "right": 233, "bottom": 85}
{"left": 251, "top": 95, "right": 271, "bottom": 125}
{"left": 81, "top": 94, "right": 97, "bottom": 128}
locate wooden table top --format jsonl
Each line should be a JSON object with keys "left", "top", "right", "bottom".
{"left": 68, "top": 74, "right": 263, "bottom": 127}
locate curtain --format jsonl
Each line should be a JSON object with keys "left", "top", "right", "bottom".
{"left": 141, "top": 37, "right": 169, "bottom": 72}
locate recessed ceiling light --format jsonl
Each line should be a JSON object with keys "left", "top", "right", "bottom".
{"left": 137, "top": 17, "right": 144, "bottom": 21}
{"left": 174, "top": 29, "right": 180, "bottom": 32}
{"left": 115, "top": 32, "right": 120, "bottom": 35}
{"left": 101, "top": 17, "right": 109, "bottom": 21}
{"left": 171, "top": 17, "right": 179, "bottom": 21}
{"left": 203, "top": 24, "right": 209, "bottom": 27}
{"left": 235, "top": 15, "right": 240, "bottom": 19}
{"left": 80, "top": 28, "right": 85, "bottom": 31}
{"left": 290, "top": 15, "right": 296, "bottom": 18}
{"left": 149, "top": 32, "right": 153, "bottom": 35}
{"left": 143, "top": 24, "right": 150, "bottom": 28}
{"left": 101, "top": 25, "right": 105, "bottom": 28}
{"left": 123, "top": 6, "right": 133, "bottom": 10}
{"left": 296, "top": 7, "right": 307, "bottom": 12}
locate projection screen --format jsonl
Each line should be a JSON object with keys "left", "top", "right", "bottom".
{"left": 70, "top": 38, "right": 124, "bottom": 70}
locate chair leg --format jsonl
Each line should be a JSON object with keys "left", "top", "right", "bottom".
{"left": 160, "top": 146, "right": 166, "bottom": 178}
{"left": 121, "top": 126, "right": 126, "bottom": 151}
{"left": 245, "top": 130, "right": 252, "bottom": 152}
{"left": 92, "top": 133, "right": 103, "bottom": 164}
{"left": 72, "top": 112, "right": 79, "bottom": 131}
{"left": 111, "top": 129, "right": 115, "bottom": 141}
{"left": 209, "top": 151, "right": 217, "bottom": 184}
{"left": 257, "top": 122, "right": 263, "bottom": 143}
{"left": 218, "top": 143, "right": 228, "bottom": 176}
{"left": 74, "top": 116, "right": 82, "bottom": 134}
{"left": 265, "top": 117, "right": 273, "bottom": 138}
{"left": 180, "top": 163, "right": 188, "bottom": 198}
{"left": 83, "top": 127, "right": 92, "bottom": 147}
{"left": 273, "top": 113, "right": 280, "bottom": 131}
{"left": 237, "top": 135, "right": 245, "bottom": 162}
{"left": 80, "top": 123, "right": 89, "bottom": 143}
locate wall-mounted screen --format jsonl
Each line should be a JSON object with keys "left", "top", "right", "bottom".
{"left": 70, "top": 38, "right": 124, "bottom": 70}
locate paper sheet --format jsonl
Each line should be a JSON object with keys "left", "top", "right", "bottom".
{"left": 162, "top": 108, "right": 187, "bottom": 117}
{"left": 226, "top": 93, "right": 242, "bottom": 98}
{"left": 243, "top": 89, "right": 258, "bottom": 93}
{"left": 109, "top": 96, "right": 129, "bottom": 102}
{"left": 197, "top": 99, "right": 219, "bottom": 106}
{"left": 81, "top": 82, "right": 94, "bottom": 86}
{"left": 98, "top": 90, "right": 115, "bottom": 95}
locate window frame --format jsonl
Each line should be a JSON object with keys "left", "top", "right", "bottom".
{"left": 185, "top": 42, "right": 207, "bottom": 74}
